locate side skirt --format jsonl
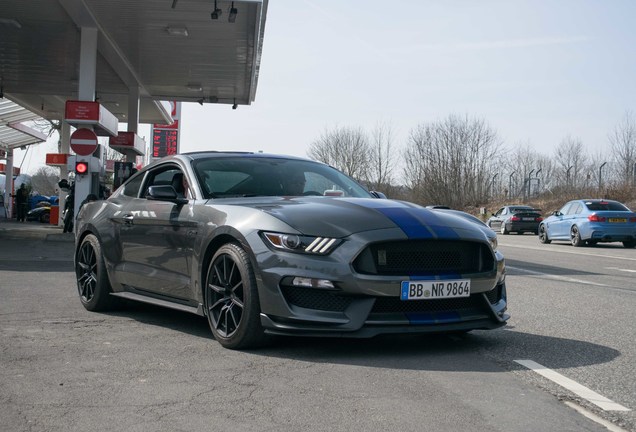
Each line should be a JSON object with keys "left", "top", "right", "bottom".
{"left": 110, "top": 291, "right": 205, "bottom": 316}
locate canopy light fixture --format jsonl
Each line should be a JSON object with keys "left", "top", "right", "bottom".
{"left": 211, "top": 0, "right": 222, "bottom": 19}
{"left": 186, "top": 84, "right": 202, "bottom": 92}
{"left": 166, "top": 26, "right": 188, "bottom": 37}
{"left": 228, "top": 2, "right": 238, "bottom": 23}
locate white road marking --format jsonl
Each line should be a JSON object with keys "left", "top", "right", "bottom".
{"left": 514, "top": 359, "right": 631, "bottom": 412}
{"left": 563, "top": 402, "right": 630, "bottom": 432}
{"left": 605, "top": 267, "right": 636, "bottom": 273}
{"left": 506, "top": 266, "right": 611, "bottom": 288}
{"left": 498, "top": 242, "right": 636, "bottom": 262}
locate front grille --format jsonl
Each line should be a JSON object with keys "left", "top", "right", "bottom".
{"left": 353, "top": 240, "right": 495, "bottom": 276}
{"left": 281, "top": 286, "right": 352, "bottom": 312}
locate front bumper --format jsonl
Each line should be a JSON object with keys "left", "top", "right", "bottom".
{"left": 249, "top": 227, "right": 508, "bottom": 337}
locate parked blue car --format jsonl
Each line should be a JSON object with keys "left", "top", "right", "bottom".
{"left": 538, "top": 199, "right": 636, "bottom": 248}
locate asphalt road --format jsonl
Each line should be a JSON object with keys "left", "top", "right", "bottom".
{"left": 0, "top": 220, "right": 634, "bottom": 432}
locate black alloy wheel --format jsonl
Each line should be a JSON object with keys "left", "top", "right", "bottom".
{"left": 205, "top": 243, "right": 266, "bottom": 349}
{"left": 75, "top": 234, "right": 115, "bottom": 311}
{"left": 538, "top": 224, "right": 551, "bottom": 244}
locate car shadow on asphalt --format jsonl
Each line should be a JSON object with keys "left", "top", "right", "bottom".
{"left": 101, "top": 302, "right": 620, "bottom": 373}
{"left": 505, "top": 258, "right": 605, "bottom": 277}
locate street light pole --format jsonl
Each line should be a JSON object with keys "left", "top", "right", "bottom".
{"left": 535, "top": 168, "right": 542, "bottom": 195}
{"left": 490, "top": 172, "right": 498, "bottom": 198}
{"left": 599, "top": 162, "right": 607, "bottom": 191}
{"left": 509, "top": 171, "right": 516, "bottom": 198}
{"left": 527, "top": 169, "right": 535, "bottom": 199}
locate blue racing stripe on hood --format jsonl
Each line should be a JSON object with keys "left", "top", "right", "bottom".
{"left": 375, "top": 207, "right": 460, "bottom": 239}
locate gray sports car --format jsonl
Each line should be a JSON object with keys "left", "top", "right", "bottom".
{"left": 74, "top": 152, "right": 508, "bottom": 349}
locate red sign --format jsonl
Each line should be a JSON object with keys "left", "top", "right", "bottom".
{"left": 65, "top": 100, "right": 100, "bottom": 121}
{"left": 109, "top": 131, "right": 135, "bottom": 147}
{"left": 153, "top": 119, "right": 179, "bottom": 130}
{"left": 0, "top": 163, "right": 20, "bottom": 175}
{"left": 45, "top": 153, "right": 69, "bottom": 166}
{"left": 70, "top": 128, "right": 98, "bottom": 156}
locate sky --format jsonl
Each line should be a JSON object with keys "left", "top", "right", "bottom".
{"left": 12, "top": 0, "right": 636, "bottom": 175}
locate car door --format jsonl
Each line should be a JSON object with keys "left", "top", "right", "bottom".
{"left": 115, "top": 164, "right": 198, "bottom": 300}
{"left": 490, "top": 207, "right": 505, "bottom": 229}
{"left": 548, "top": 202, "right": 573, "bottom": 239}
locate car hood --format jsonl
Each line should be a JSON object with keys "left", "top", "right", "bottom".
{"left": 227, "top": 197, "right": 487, "bottom": 239}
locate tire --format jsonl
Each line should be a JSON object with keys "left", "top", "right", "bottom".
{"left": 40, "top": 212, "right": 50, "bottom": 224}
{"left": 75, "top": 234, "right": 116, "bottom": 311}
{"left": 570, "top": 225, "right": 584, "bottom": 247}
{"left": 500, "top": 223, "right": 509, "bottom": 235}
{"left": 623, "top": 240, "right": 636, "bottom": 248}
{"left": 204, "top": 243, "right": 267, "bottom": 349}
{"left": 538, "top": 224, "right": 551, "bottom": 244}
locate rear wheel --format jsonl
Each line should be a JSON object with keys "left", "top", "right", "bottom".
{"left": 204, "top": 243, "right": 267, "bottom": 349}
{"left": 570, "top": 225, "right": 584, "bottom": 247}
{"left": 623, "top": 240, "right": 636, "bottom": 248}
{"left": 538, "top": 224, "right": 551, "bottom": 244}
{"left": 40, "top": 212, "right": 50, "bottom": 223}
{"left": 75, "top": 234, "right": 116, "bottom": 311}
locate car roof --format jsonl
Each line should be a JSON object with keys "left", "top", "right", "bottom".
{"left": 140, "top": 152, "right": 318, "bottom": 172}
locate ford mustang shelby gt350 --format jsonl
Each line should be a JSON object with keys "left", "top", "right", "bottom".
{"left": 74, "top": 152, "right": 508, "bottom": 349}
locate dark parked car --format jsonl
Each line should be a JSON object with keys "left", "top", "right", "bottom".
{"left": 26, "top": 203, "right": 51, "bottom": 223}
{"left": 539, "top": 199, "right": 636, "bottom": 247}
{"left": 487, "top": 205, "right": 543, "bottom": 235}
{"left": 74, "top": 152, "right": 508, "bottom": 349}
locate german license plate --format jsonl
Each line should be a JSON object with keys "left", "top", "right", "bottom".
{"left": 608, "top": 218, "right": 627, "bottom": 223}
{"left": 400, "top": 279, "right": 471, "bottom": 300}
{"left": 522, "top": 217, "right": 534, "bottom": 221}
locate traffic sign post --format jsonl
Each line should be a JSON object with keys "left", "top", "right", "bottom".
{"left": 70, "top": 128, "right": 99, "bottom": 156}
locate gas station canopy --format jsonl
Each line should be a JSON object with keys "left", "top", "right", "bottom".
{"left": 0, "top": 0, "right": 268, "bottom": 125}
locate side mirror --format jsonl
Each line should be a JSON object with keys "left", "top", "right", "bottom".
{"left": 370, "top": 191, "right": 387, "bottom": 199}
{"left": 147, "top": 185, "right": 188, "bottom": 205}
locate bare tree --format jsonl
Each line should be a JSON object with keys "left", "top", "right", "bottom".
{"left": 308, "top": 126, "right": 370, "bottom": 179}
{"left": 30, "top": 166, "right": 59, "bottom": 196}
{"left": 553, "top": 136, "right": 588, "bottom": 190}
{"left": 608, "top": 110, "right": 636, "bottom": 186}
{"left": 403, "top": 114, "right": 502, "bottom": 208}
{"left": 367, "top": 122, "right": 397, "bottom": 191}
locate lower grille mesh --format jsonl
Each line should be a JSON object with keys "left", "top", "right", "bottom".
{"left": 281, "top": 285, "right": 503, "bottom": 313}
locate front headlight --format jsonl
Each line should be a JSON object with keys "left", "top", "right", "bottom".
{"left": 488, "top": 235, "right": 498, "bottom": 252}
{"left": 261, "top": 232, "right": 341, "bottom": 255}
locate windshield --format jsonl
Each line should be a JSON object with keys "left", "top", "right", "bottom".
{"left": 192, "top": 156, "right": 373, "bottom": 199}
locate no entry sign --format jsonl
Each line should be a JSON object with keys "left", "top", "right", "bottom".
{"left": 70, "top": 128, "right": 98, "bottom": 156}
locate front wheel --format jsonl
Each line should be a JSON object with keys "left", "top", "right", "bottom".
{"left": 500, "top": 223, "right": 509, "bottom": 235}
{"left": 570, "top": 225, "right": 584, "bottom": 247}
{"left": 75, "top": 234, "right": 116, "bottom": 311}
{"left": 204, "top": 243, "right": 267, "bottom": 349}
{"left": 538, "top": 224, "right": 551, "bottom": 244}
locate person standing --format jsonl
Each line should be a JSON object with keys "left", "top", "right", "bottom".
{"left": 15, "top": 183, "right": 29, "bottom": 222}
